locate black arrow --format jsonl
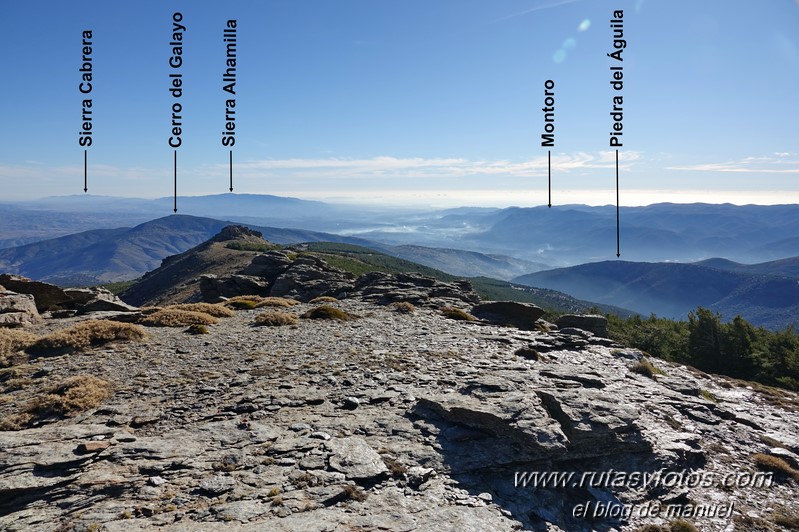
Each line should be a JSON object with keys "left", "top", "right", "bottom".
{"left": 616, "top": 149, "right": 620, "bottom": 258}
{"left": 547, "top": 150, "right": 551, "bottom": 208}
{"left": 83, "top": 150, "right": 88, "bottom": 192}
{"left": 229, "top": 150, "right": 233, "bottom": 192}
{"left": 173, "top": 150, "right": 178, "bottom": 213}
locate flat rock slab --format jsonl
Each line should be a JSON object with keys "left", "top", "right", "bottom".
{"left": 471, "top": 301, "right": 545, "bottom": 330}
{"left": 325, "top": 437, "right": 388, "bottom": 481}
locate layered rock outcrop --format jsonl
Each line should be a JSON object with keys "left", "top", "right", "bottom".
{"left": 1, "top": 298, "right": 797, "bottom": 531}
{"left": 0, "top": 276, "right": 137, "bottom": 327}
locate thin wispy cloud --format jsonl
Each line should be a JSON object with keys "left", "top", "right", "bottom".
{"left": 667, "top": 154, "right": 799, "bottom": 174}
{"left": 224, "top": 151, "right": 641, "bottom": 181}
{"left": 492, "top": 0, "right": 584, "bottom": 23}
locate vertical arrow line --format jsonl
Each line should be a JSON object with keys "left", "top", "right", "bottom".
{"left": 173, "top": 150, "right": 178, "bottom": 213}
{"left": 83, "top": 150, "right": 88, "bottom": 192}
{"left": 229, "top": 150, "right": 233, "bottom": 192}
{"left": 616, "top": 149, "right": 620, "bottom": 258}
{"left": 548, "top": 150, "right": 551, "bottom": 208}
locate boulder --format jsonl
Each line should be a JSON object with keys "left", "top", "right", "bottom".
{"left": 62, "top": 288, "right": 100, "bottom": 306}
{"left": 555, "top": 314, "right": 609, "bottom": 337}
{"left": 470, "top": 301, "right": 545, "bottom": 330}
{"left": 0, "top": 290, "right": 40, "bottom": 327}
{"left": 241, "top": 251, "right": 294, "bottom": 278}
{"left": 0, "top": 274, "right": 70, "bottom": 312}
{"left": 211, "top": 225, "right": 264, "bottom": 243}
{"left": 325, "top": 437, "right": 388, "bottom": 481}
{"left": 199, "top": 274, "right": 271, "bottom": 301}
{"left": 270, "top": 257, "right": 356, "bottom": 301}
{"left": 79, "top": 297, "right": 139, "bottom": 314}
{"left": 353, "top": 272, "right": 480, "bottom": 308}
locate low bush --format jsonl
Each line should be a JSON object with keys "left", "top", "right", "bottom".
{"left": 166, "top": 303, "right": 235, "bottom": 318}
{"left": 0, "top": 329, "right": 38, "bottom": 361}
{"left": 341, "top": 484, "right": 367, "bottom": 502}
{"left": 224, "top": 296, "right": 299, "bottom": 309}
{"left": 1, "top": 375, "right": 114, "bottom": 430}
{"left": 254, "top": 311, "right": 299, "bottom": 327}
{"left": 29, "top": 375, "right": 113, "bottom": 418}
{"left": 29, "top": 320, "right": 145, "bottom": 354}
{"left": 186, "top": 324, "right": 209, "bottom": 335}
{"left": 515, "top": 347, "right": 541, "bottom": 361}
{"left": 390, "top": 301, "right": 416, "bottom": 314}
{"left": 301, "top": 305, "right": 352, "bottom": 321}
{"left": 752, "top": 453, "right": 799, "bottom": 480}
{"left": 440, "top": 307, "right": 476, "bottom": 321}
{"left": 309, "top": 296, "right": 338, "bottom": 304}
{"left": 631, "top": 358, "right": 661, "bottom": 379}
{"left": 668, "top": 521, "right": 699, "bottom": 532}
{"left": 140, "top": 309, "right": 218, "bottom": 327}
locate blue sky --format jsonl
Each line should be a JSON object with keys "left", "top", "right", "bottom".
{"left": 1, "top": 0, "right": 798, "bottom": 207}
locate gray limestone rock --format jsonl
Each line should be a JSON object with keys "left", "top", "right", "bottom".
{"left": 471, "top": 301, "right": 546, "bottom": 330}
{"left": 325, "top": 437, "right": 389, "bottom": 481}
{"left": 0, "top": 290, "right": 40, "bottom": 327}
{"left": 555, "top": 314, "right": 609, "bottom": 338}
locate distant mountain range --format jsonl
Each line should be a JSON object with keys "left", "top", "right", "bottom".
{"left": 0, "top": 214, "right": 544, "bottom": 286}
{"left": 0, "top": 215, "right": 387, "bottom": 286}
{"left": 4, "top": 196, "right": 799, "bottom": 265}
{"left": 2, "top": 194, "right": 798, "bottom": 328}
{"left": 513, "top": 260, "right": 799, "bottom": 330}
{"left": 386, "top": 245, "right": 549, "bottom": 280}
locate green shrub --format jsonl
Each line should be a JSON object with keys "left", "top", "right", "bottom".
{"left": 302, "top": 306, "right": 352, "bottom": 321}
{"left": 186, "top": 324, "right": 209, "bottom": 335}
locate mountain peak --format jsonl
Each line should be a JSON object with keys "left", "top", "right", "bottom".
{"left": 210, "top": 225, "right": 265, "bottom": 243}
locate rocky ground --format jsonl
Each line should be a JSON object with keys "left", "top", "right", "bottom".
{"left": 2, "top": 296, "right": 799, "bottom": 532}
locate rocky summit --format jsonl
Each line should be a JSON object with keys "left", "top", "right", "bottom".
{"left": 1, "top": 229, "right": 798, "bottom": 532}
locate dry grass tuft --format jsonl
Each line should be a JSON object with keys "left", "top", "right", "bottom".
{"left": 301, "top": 305, "right": 352, "bottom": 321}
{"left": 0, "top": 329, "right": 38, "bottom": 362}
{"left": 631, "top": 358, "right": 661, "bottom": 379}
{"left": 253, "top": 311, "right": 299, "bottom": 327}
{"left": 667, "top": 519, "right": 700, "bottom": 532}
{"left": 166, "top": 303, "right": 235, "bottom": 318}
{"left": 382, "top": 456, "right": 408, "bottom": 477}
{"left": 341, "top": 484, "right": 367, "bottom": 502}
{"left": 224, "top": 296, "right": 299, "bottom": 309}
{"left": 752, "top": 453, "right": 799, "bottom": 480}
{"left": 515, "top": 347, "right": 541, "bottom": 361}
{"left": 390, "top": 301, "right": 416, "bottom": 314}
{"left": 1, "top": 375, "right": 114, "bottom": 430}
{"left": 29, "top": 375, "right": 113, "bottom": 418}
{"left": 309, "top": 296, "right": 338, "bottom": 304}
{"left": 140, "top": 309, "right": 219, "bottom": 327}
{"left": 29, "top": 320, "right": 145, "bottom": 355}
{"left": 258, "top": 297, "right": 300, "bottom": 308}
{"left": 440, "top": 307, "right": 476, "bottom": 321}
{"left": 186, "top": 324, "right": 210, "bottom": 335}
{"left": 771, "top": 507, "right": 799, "bottom": 529}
